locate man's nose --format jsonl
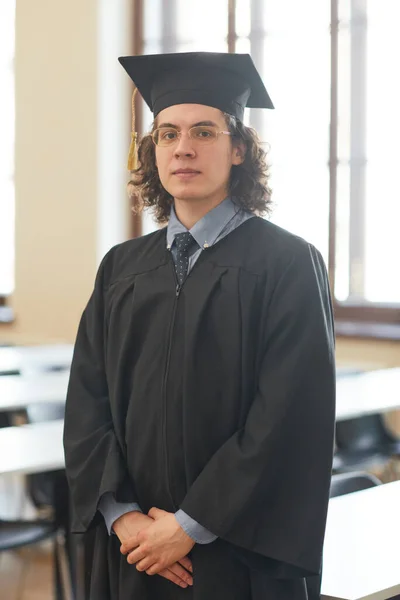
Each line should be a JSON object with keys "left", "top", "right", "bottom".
{"left": 174, "top": 132, "right": 196, "bottom": 158}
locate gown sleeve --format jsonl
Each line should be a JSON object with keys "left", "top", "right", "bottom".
{"left": 179, "top": 243, "right": 336, "bottom": 577}
{"left": 63, "top": 252, "right": 137, "bottom": 533}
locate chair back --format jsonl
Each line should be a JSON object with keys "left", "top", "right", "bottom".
{"left": 330, "top": 471, "right": 381, "bottom": 498}
{"left": 26, "top": 402, "right": 65, "bottom": 423}
{"left": 26, "top": 402, "right": 66, "bottom": 511}
{"left": 0, "top": 369, "right": 20, "bottom": 376}
{"left": 335, "top": 413, "right": 394, "bottom": 452}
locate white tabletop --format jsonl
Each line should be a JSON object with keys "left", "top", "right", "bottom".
{"left": 1, "top": 365, "right": 399, "bottom": 422}
{"left": 322, "top": 480, "right": 400, "bottom": 600}
{"left": 0, "top": 344, "right": 73, "bottom": 376}
{"left": 335, "top": 368, "right": 400, "bottom": 421}
{"left": 0, "top": 420, "right": 65, "bottom": 475}
{"left": 0, "top": 372, "right": 70, "bottom": 412}
{"left": 1, "top": 421, "right": 399, "bottom": 600}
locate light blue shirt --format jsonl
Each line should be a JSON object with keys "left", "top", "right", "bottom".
{"left": 98, "top": 197, "right": 254, "bottom": 543}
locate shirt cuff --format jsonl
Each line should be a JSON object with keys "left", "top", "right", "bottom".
{"left": 97, "top": 491, "right": 142, "bottom": 535}
{"left": 175, "top": 509, "right": 218, "bottom": 544}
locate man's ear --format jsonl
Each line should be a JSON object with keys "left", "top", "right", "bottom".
{"left": 232, "top": 142, "right": 246, "bottom": 165}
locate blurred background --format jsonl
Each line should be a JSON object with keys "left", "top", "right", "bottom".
{"left": 0, "top": 1, "right": 399, "bottom": 598}
{"left": 1, "top": 0, "right": 400, "bottom": 360}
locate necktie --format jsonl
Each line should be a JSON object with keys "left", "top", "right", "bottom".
{"left": 174, "top": 232, "right": 197, "bottom": 286}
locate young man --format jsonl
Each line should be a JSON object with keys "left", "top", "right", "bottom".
{"left": 64, "top": 52, "right": 335, "bottom": 600}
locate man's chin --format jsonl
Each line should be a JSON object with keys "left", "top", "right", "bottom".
{"left": 170, "top": 187, "right": 208, "bottom": 202}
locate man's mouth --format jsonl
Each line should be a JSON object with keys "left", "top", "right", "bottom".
{"left": 172, "top": 169, "right": 201, "bottom": 179}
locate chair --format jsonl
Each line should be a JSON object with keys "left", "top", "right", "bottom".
{"left": 0, "top": 369, "right": 20, "bottom": 376}
{"left": 330, "top": 471, "right": 381, "bottom": 498}
{"left": 0, "top": 402, "right": 72, "bottom": 599}
{"left": 25, "top": 402, "right": 66, "bottom": 511}
{"left": 333, "top": 413, "right": 397, "bottom": 474}
{"left": 0, "top": 412, "right": 12, "bottom": 428}
{"left": 0, "top": 518, "right": 65, "bottom": 597}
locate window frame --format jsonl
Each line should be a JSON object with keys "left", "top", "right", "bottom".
{"left": 329, "top": 0, "right": 400, "bottom": 337}
{"left": 128, "top": 0, "right": 400, "bottom": 339}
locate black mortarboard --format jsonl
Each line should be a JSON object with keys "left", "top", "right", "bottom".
{"left": 118, "top": 52, "right": 274, "bottom": 169}
{"left": 119, "top": 52, "right": 274, "bottom": 121}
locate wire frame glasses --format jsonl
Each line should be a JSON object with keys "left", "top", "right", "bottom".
{"left": 152, "top": 125, "right": 231, "bottom": 147}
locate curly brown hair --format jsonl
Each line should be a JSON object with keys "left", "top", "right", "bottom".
{"left": 127, "top": 112, "right": 272, "bottom": 224}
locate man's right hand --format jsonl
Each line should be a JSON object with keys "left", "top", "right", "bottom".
{"left": 112, "top": 510, "right": 193, "bottom": 589}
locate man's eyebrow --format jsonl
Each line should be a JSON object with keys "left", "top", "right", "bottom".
{"left": 157, "top": 120, "right": 219, "bottom": 129}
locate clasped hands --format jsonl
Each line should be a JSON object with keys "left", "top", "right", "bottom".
{"left": 114, "top": 507, "right": 195, "bottom": 588}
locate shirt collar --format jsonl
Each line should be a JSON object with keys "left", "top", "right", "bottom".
{"left": 166, "top": 197, "right": 240, "bottom": 250}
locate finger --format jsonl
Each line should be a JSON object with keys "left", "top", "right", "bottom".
{"left": 120, "top": 540, "right": 139, "bottom": 555}
{"left": 136, "top": 557, "right": 155, "bottom": 572}
{"left": 146, "top": 562, "right": 165, "bottom": 576}
{"left": 159, "top": 568, "right": 190, "bottom": 589}
{"left": 169, "top": 562, "right": 193, "bottom": 586}
{"left": 148, "top": 507, "right": 168, "bottom": 519}
{"left": 178, "top": 556, "right": 193, "bottom": 573}
{"left": 127, "top": 547, "right": 147, "bottom": 565}
{"left": 120, "top": 536, "right": 139, "bottom": 555}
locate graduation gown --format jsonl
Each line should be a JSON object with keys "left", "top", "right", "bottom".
{"left": 63, "top": 216, "right": 336, "bottom": 600}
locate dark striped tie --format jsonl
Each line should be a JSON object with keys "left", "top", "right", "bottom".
{"left": 174, "top": 232, "right": 197, "bottom": 285}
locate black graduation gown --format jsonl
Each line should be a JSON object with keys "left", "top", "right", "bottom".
{"left": 63, "top": 216, "right": 336, "bottom": 600}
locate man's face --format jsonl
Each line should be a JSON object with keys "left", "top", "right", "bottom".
{"left": 154, "top": 104, "right": 243, "bottom": 204}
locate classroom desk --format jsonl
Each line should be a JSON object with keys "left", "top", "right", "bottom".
{"left": 335, "top": 368, "right": 400, "bottom": 421}
{"left": 0, "top": 344, "right": 73, "bottom": 376}
{"left": 0, "top": 372, "right": 70, "bottom": 413}
{"left": 0, "top": 420, "right": 72, "bottom": 599}
{"left": 321, "top": 480, "right": 400, "bottom": 600}
{"left": 1, "top": 423, "right": 399, "bottom": 600}
{"left": 0, "top": 420, "right": 65, "bottom": 475}
{"left": 2, "top": 367, "right": 400, "bottom": 423}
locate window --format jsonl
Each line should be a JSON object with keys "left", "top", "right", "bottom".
{"left": 0, "top": 1, "right": 16, "bottom": 298}
{"left": 334, "top": 0, "right": 400, "bottom": 308}
{"left": 235, "top": 0, "right": 331, "bottom": 264}
{"left": 135, "top": 0, "right": 400, "bottom": 335}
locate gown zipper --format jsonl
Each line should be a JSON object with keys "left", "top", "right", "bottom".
{"left": 161, "top": 253, "right": 184, "bottom": 510}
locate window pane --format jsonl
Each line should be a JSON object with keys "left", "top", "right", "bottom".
{"left": 236, "top": 0, "right": 251, "bottom": 38}
{"left": 335, "top": 0, "right": 400, "bottom": 304}
{"left": 144, "top": 0, "right": 163, "bottom": 43}
{"left": 0, "top": 0, "right": 16, "bottom": 295}
{"left": 337, "top": 22, "right": 351, "bottom": 162}
{"left": 364, "top": 0, "right": 400, "bottom": 303}
{"left": 236, "top": 37, "right": 250, "bottom": 54}
{"left": 176, "top": 0, "right": 228, "bottom": 51}
{"left": 335, "top": 164, "right": 351, "bottom": 301}
{"left": 264, "top": 0, "right": 330, "bottom": 33}
{"left": 176, "top": 39, "right": 227, "bottom": 52}
{"left": 334, "top": 14, "right": 351, "bottom": 302}
{"left": 257, "top": 1, "right": 331, "bottom": 262}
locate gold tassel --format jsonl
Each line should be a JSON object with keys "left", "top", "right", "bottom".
{"left": 127, "top": 87, "right": 138, "bottom": 170}
{"left": 127, "top": 131, "right": 138, "bottom": 171}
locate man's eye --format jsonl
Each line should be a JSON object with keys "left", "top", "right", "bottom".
{"left": 195, "top": 129, "right": 213, "bottom": 138}
{"left": 161, "top": 130, "right": 178, "bottom": 140}
{"left": 191, "top": 127, "right": 218, "bottom": 141}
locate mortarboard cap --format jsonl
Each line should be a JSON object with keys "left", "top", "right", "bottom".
{"left": 118, "top": 52, "right": 274, "bottom": 121}
{"left": 118, "top": 52, "right": 274, "bottom": 169}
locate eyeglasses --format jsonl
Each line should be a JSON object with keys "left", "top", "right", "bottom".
{"left": 152, "top": 125, "right": 231, "bottom": 147}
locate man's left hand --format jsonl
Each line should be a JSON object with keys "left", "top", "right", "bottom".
{"left": 120, "top": 507, "right": 195, "bottom": 576}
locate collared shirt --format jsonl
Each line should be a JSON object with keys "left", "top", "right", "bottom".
{"left": 167, "top": 196, "right": 255, "bottom": 275}
{"left": 98, "top": 197, "right": 255, "bottom": 544}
